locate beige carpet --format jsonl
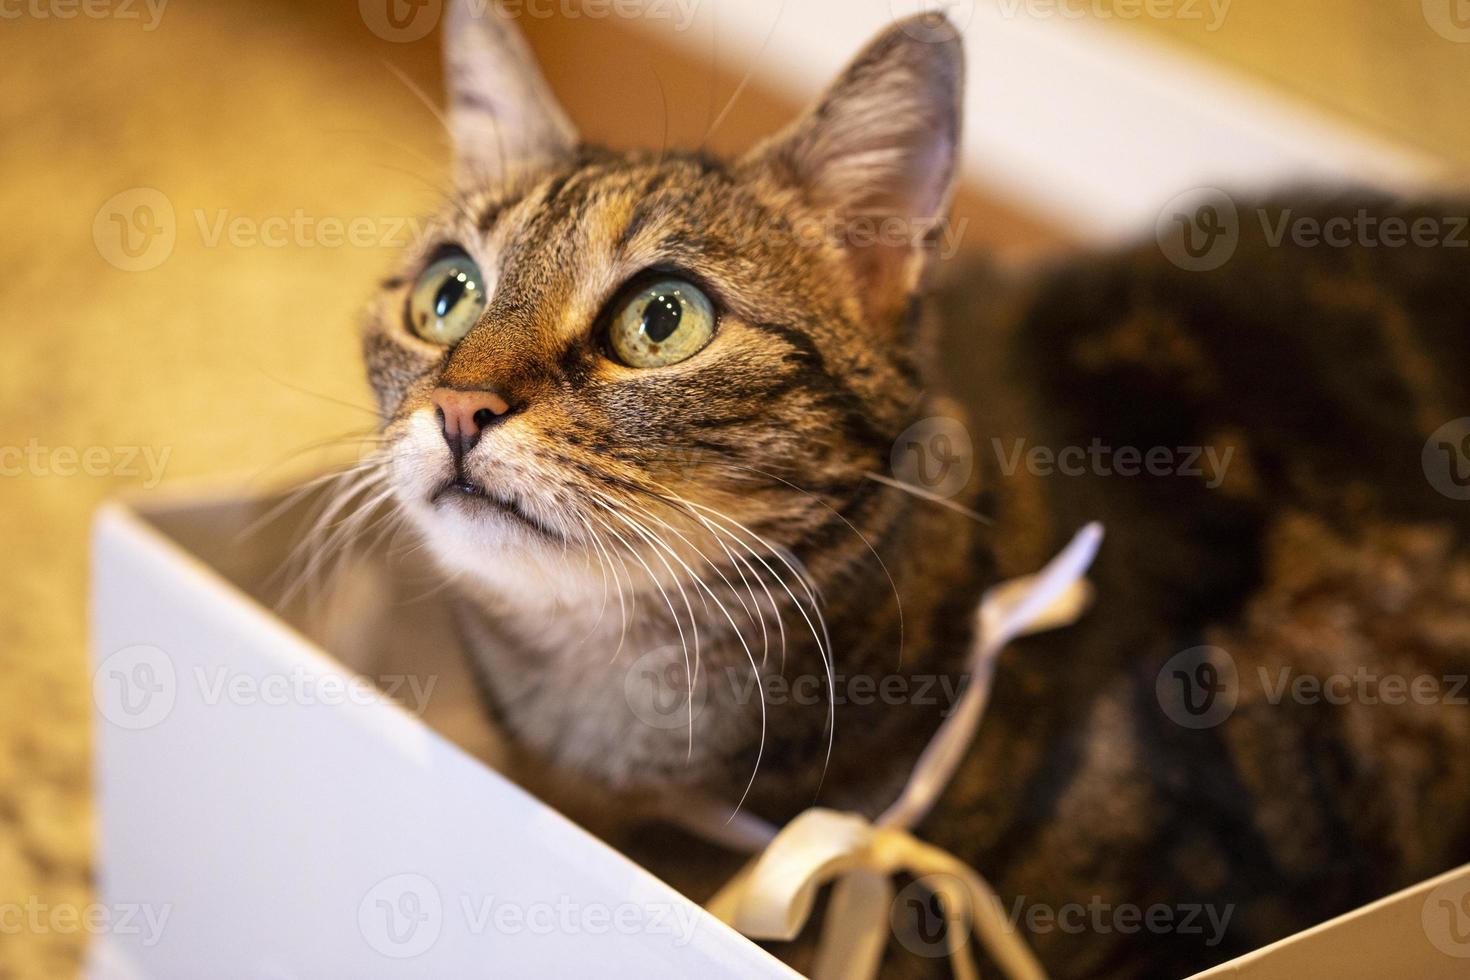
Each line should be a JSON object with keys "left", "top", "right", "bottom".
{"left": 0, "top": 4, "right": 443, "bottom": 974}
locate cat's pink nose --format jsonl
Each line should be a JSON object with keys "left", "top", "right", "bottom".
{"left": 431, "top": 387, "right": 512, "bottom": 457}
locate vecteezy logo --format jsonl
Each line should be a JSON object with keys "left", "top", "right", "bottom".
{"left": 358, "top": 873, "right": 443, "bottom": 958}
{"left": 93, "top": 188, "right": 176, "bottom": 272}
{"left": 623, "top": 646, "right": 708, "bottom": 731}
{"left": 1436, "top": 435, "right": 1470, "bottom": 486}
{"left": 1423, "top": 877, "right": 1470, "bottom": 957}
{"left": 1155, "top": 188, "right": 1240, "bottom": 272}
{"left": 359, "top": 0, "right": 442, "bottom": 42}
{"left": 891, "top": 874, "right": 970, "bottom": 958}
{"left": 1424, "top": 0, "right": 1470, "bottom": 42}
{"left": 651, "top": 444, "right": 706, "bottom": 483}
{"left": 1156, "top": 646, "right": 1238, "bottom": 729}
{"left": 1423, "top": 418, "right": 1470, "bottom": 501}
{"left": 93, "top": 645, "right": 177, "bottom": 730}
{"left": 889, "top": 0, "right": 975, "bottom": 41}
{"left": 890, "top": 417, "right": 974, "bottom": 500}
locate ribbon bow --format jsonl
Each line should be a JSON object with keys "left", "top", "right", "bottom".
{"left": 701, "top": 524, "right": 1104, "bottom": 980}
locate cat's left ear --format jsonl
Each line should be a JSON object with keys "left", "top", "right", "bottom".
{"left": 442, "top": 0, "right": 579, "bottom": 183}
{"left": 739, "top": 16, "right": 964, "bottom": 321}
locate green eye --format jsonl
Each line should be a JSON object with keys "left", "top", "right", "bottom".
{"left": 608, "top": 278, "right": 716, "bottom": 368}
{"left": 408, "top": 249, "right": 488, "bottom": 345}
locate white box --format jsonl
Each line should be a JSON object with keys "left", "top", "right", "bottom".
{"left": 89, "top": 481, "right": 1470, "bottom": 979}
{"left": 88, "top": 482, "right": 795, "bottom": 978}
{"left": 1190, "top": 863, "right": 1470, "bottom": 979}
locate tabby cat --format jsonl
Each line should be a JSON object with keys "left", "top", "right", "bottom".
{"left": 359, "top": 2, "right": 1470, "bottom": 976}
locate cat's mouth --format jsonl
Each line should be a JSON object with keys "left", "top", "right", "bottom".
{"left": 430, "top": 477, "right": 561, "bottom": 540}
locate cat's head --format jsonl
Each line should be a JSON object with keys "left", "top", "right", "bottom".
{"left": 363, "top": 1, "right": 964, "bottom": 606}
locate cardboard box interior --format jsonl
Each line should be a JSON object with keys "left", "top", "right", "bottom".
{"left": 134, "top": 483, "right": 509, "bottom": 773}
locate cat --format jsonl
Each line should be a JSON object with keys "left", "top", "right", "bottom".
{"left": 358, "top": 2, "right": 1470, "bottom": 976}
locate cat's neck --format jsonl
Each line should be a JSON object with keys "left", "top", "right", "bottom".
{"left": 449, "top": 489, "right": 995, "bottom": 825}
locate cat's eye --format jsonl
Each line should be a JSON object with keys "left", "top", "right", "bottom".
{"left": 608, "top": 278, "right": 716, "bottom": 368}
{"left": 408, "top": 250, "right": 488, "bottom": 345}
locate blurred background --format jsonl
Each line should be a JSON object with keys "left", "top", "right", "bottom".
{"left": 2, "top": 0, "right": 1468, "bottom": 974}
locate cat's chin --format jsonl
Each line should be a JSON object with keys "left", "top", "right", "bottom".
{"left": 428, "top": 478, "right": 563, "bottom": 542}
{"left": 400, "top": 494, "right": 606, "bottom": 614}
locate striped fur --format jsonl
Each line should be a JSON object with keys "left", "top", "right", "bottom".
{"left": 359, "top": 5, "right": 1470, "bottom": 977}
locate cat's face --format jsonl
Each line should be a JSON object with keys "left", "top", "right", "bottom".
{"left": 363, "top": 2, "right": 963, "bottom": 606}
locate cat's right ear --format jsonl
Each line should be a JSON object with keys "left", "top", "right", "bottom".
{"left": 739, "top": 15, "right": 964, "bottom": 323}
{"left": 442, "top": 0, "right": 579, "bottom": 183}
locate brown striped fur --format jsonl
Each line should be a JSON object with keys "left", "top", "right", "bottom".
{"left": 359, "top": 5, "right": 1470, "bottom": 976}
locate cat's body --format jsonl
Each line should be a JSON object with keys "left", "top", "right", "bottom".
{"left": 358, "top": 5, "right": 1470, "bottom": 977}
{"left": 911, "top": 200, "right": 1470, "bottom": 977}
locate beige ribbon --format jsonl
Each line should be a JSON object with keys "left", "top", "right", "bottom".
{"left": 698, "top": 524, "right": 1104, "bottom": 980}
